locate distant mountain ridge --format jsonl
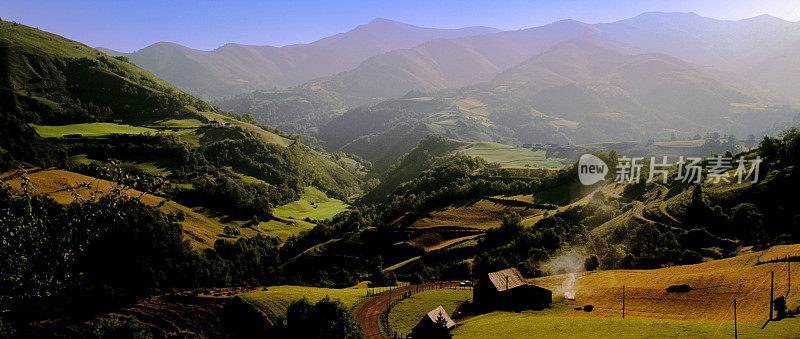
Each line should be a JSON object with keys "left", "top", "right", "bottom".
{"left": 102, "top": 19, "right": 499, "bottom": 99}
{"left": 314, "top": 36, "right": 798, "bottom": 171}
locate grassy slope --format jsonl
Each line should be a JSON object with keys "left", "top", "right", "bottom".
{"left": 0, "top": 169, "right": 313, "bottom": 249}
{"left": 459, "top": 142, "right": 568, "bottom": 168}
{"left": 34, "top": 123, "right": 157, "bottom": 138}
{"left": 453, "top": 312, "right": 800, "bottom": 338}
{"left": 240, "top": 285, "right": 393, "bottom": 324}
{"left": 388, "top": 289, "right": 472, "bottom": 335}
{"left": 402, "top": 198, "right": 547, "bottom": 230}
{"left": 273, "top": 186, "right": 350, "bottom": 221}
{"left": 452, "top": 245, "right": 800, "bottom": 337}
{"left": 0, "top": 20, "right": 212, "bottom": 121}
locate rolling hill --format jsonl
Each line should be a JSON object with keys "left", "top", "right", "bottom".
{"left": 0, "top": 20, "right": 364, "bottom": 238}
{"left": 315, "top": 37, "right": 797, "bottom": 170}
{"left": 451, "top": 245, "right": 800, "bottom": 338}
{"left": 108, "top": 19, "right": 499, "bottom": 99}
{"left": 214, "top": 13, "right": 800, "bottom": 142}
{"left": 0, "top": 20, "right": 216, "bottom": 125}
{"left": 307, "top": 19, "right": 599, "bottom": 102}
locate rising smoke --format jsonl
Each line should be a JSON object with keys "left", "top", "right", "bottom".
{"left": 543, "top": 247, "right": 588, "bottom": 299}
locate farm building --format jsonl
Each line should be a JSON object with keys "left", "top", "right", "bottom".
{"left": 473, "top": 267, "right": 551, "bottom": 310}
{"left": 411, "top": 305, "right": 456, "bottom": 338}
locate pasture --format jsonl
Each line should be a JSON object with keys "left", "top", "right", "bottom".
{"left": 452, "top": 244, "right": 800, "bottom": 337}
{"left": 388, "top": 289, "right": 472, "bottom": 335}
{"left": 34, "top": 122, "right": 156, "bottom": 138}
{"left": 240, "top": 285, "right": 392, "bottom": 323}
{"left": 452, "top": 312, "right": 800, "bottom": 338}
{"left": 0, "top": 169, "right": 313, "bottom": 249}
{"left": 459, "top": 142, "right": 567, "bottom": 168}
{"left": 273, "top": 187, "right": 350, "bottom": 221}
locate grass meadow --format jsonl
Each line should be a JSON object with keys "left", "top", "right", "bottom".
{"left": 452, "top": 312, "right": 800, "bottom": 338}
{"left": 34, "top": 122, "right": 156, "bottom": 138}
{"left": 388, "top": 289, "right": 472, "bottom": 335}
{"left": 273, "top": 187, "right": 350, "bottom": 221}
{"left": 459, "top": 142, "right": 567, "bottom": 168}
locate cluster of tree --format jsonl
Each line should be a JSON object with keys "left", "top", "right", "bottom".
{"left": 211, "top": 87, "right": 347, "bottom": 136}
{"left": 0, "top": 180, "right": 300, "bottom": 333}
{"left": 0, "top": 111, "right": 68, "bottom": 171}
{"left": 360, "top": 134, "right": 462, "bottom": 204}
{"left": 184, "top": 174, "right": 279, "bottom": 219}
{"left": 380, "top": 155, "right": 581, "bottom": 223}
{"left": 0, "top": 181, "right": 200, "bottom": 319}
{"left": 278, "top": 297, "right": 363, "bottom": 339}
{"left": 64, "top": 130, "right": 360, "bottom": 219}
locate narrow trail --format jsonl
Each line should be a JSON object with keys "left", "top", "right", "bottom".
{"left": 353, "top": 282, "right": 461, "bottom": 338}
{"left": 633, "top": 200, "right": 653, "bottom": 222}
{"left": 610, "top": 184, "right": 653, "bottom": 223}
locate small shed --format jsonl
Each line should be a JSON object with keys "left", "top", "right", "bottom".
{"left": 473, "top": 267, "right": 551, "bottom": 310}
{"left": 411, "top": 306, "right": 455, "bottom": 338}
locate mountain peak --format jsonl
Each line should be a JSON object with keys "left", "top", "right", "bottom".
{"left": 368, "top": 18, "right": 401, "bottom": 25}
{"left": 741, "top": 14, "right": 790, "bottom": 24}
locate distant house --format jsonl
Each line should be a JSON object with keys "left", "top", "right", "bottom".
{"left": 473, "top": 267, "right": 551, "bottom": 310}
{"left": 522, "top": 143, "right": 532, "bottom": 148}
{"left": 411, "top": 306, "right": 456, "bottom": 338}
{"left": 221, "top": 122, "right": 232, "bottom": 128}
{"left": 207, "top": 120, "right": 220, "bottom": 127}
{"left": 543, "top": 143, "right": 560, "bottom": 149}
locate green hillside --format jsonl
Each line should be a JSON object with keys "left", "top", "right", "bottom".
{"left": 0, "top": 20, "right": 216, "bottom": 124}
{"left": 0, "top": 20, "right": 364, "bottom": 236}
{"left": 361, "top": 134, "right": 466, "bottom": 203}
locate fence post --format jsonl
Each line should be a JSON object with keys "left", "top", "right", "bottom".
{"left": 622, "top": 285, "right": 625, "bottom": 319}
{"left": 770, "top": 271, "right": 774, "bottom": 320}
{"left": 734, "top": 299, "right": 738, "bottom": 339}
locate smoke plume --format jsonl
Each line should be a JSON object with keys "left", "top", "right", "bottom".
{"left": 543, "top": 247, "right": 587, "bottom": 299}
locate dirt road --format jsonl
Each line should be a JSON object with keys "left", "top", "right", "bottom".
{"left": 353, "top": 283, "right": 461, "bottom": 338}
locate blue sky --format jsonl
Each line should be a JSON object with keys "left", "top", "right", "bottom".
{"left": 2, "top": 0, "right": 798, "bottom": 52}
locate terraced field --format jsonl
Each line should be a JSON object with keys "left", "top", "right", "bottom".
{"left": 458, "top": 142, "right": 568, "bottom": 168}
{"left": 401, "top": 198, "right": 548, "bottom": 230}
{"left": 34, "top": 122, "right": 157, "bottom": 138}
{"left": 0, "top": 169, "right": 314, "bottom": 249}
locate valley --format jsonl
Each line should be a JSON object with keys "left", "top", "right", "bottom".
{"left": 2, "top": 6, "right": 800, "bottom": 339}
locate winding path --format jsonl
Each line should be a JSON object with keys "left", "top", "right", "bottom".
{"left": 633, "top": 200, "right": 652, "bottom": 222}
{"left": 353, "top": 283, "right": 461, "bottom": 338}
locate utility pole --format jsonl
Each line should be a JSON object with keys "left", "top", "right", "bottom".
{"left": 623, "top": 286, "right": 627, "bottom": 318}
{"left": 770, "top": 271, "right": 774, "bottom": 320}
{"left": 734, "top": 299, "right": 738, "bottom": 339}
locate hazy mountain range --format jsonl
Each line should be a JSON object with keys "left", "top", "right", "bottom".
{"left": 100, "top": 19, "right": 499, "bottom": 99}
{"left": 102, "top": 12, "right": 800, "bottom": 105}
{"left": 94, "top": 12, "right": 800, "bottom": 165}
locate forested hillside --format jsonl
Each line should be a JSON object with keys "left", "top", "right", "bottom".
{"left": 0, "top": 20, "right": 364, "bottom": 236}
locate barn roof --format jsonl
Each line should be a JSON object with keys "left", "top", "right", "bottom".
{"left": 423, "top": 306, "right": 456, "bottom": 329}
{"left": 487, "top": 267, "right": 527, "bottom": 292}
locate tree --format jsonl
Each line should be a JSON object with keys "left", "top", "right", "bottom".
{"left": 730, "top": 203, "right": 764, "bottom": 244}
{"left": 284, "top": 297, "right": 364, "bottom": 339}
{"left": 430, "top": 312, "right": 453, "bottom": 338}
{"left": 584, "top": 255, "right": 600, "bottom": 271}
{"left": 774, "top": 296, "right": 787, "bottom": 320}
{"left": 89, "top": 315, "right": 152, "bottom": 339}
